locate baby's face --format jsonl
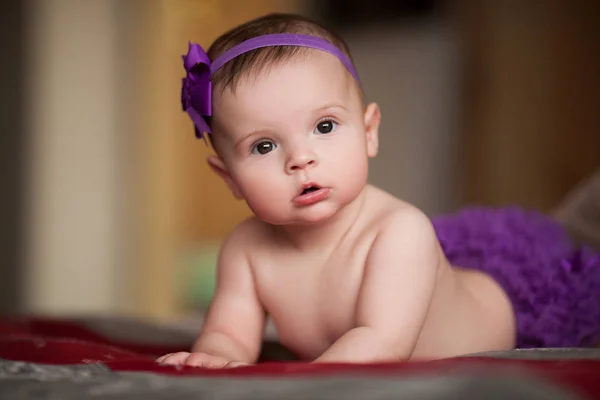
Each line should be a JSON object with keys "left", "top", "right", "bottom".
{"left": 211, "top": 50, "right": 379, "bottom": 226}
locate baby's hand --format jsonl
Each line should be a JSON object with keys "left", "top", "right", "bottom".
{"left": 156, "top": 352, "right": 248, "bottom": 369}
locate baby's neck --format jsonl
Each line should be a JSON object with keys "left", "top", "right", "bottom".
{"left": 275, "top": 188, "right": 367, "bottom": 252}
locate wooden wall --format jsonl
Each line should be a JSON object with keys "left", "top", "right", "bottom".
{"left": 457, "top": 1, "right": 600, "bottom": 211}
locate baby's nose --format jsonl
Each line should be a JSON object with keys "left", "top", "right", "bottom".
{"left": 285, "top": 152, "right": 318, "bottom": 174}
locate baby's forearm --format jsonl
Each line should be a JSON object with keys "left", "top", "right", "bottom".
{"left": 192, "top": 331, "right": 254, "bottom": 363}
{"left": 314, "top": 327, "right": 410, "bottom": 364}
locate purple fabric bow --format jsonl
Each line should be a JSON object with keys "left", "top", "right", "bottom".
{"left": 181, "top": 42, "right": 212, "bottom": 141}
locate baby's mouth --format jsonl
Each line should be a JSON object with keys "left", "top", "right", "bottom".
{"left": 293, "top": 184, "right": 330, "bottom": 206}
{"left": 300, "top": 185, "right": 321, "bottom": 196}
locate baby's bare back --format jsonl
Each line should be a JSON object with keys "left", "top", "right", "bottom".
{"left": 251, "top": 187, "right": 516, "bottom": 360}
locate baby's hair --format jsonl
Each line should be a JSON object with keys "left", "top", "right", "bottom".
{"left": 204, "top": 13, "right": 360, "bottom": 149}
{"left": 207, "top": 13, "right": 356, "bottom": 92}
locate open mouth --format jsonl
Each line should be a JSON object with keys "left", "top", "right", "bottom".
{"left": 294, "top": 184, "right": 330, "bottom": 206}
{"left": 300, "top": 185, "right": 321, "bottom": 195}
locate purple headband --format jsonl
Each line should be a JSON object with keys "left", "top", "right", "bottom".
{"left": 180, "top": 33, "right": 359, "bottom": 141}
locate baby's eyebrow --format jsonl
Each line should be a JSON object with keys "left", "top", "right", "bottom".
{"left": 314, "top": 104, "right": 348, "bottom": 113}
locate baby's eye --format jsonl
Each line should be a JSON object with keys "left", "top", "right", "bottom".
{"left": 251, "top": 140, "right": 277, "bottom": 155}
{"left": 314, "top": 120, "right": 338, "bottom": 135}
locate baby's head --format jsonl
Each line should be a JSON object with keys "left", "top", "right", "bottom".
{"left": 182, "top": 13, "right": 381, "bottom": 225}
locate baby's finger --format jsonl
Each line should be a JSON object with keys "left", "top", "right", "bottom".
{"left": 155, "top": 353, "right": 172, "bottom": 363}
{"left": 185, "top": 353, "right": 229, "bottom": 368}
{"left": 157, "top": 352, "right": 192, "bottom": 365}
{"left": 224, "top": 361, "right": 249, "bottom": 368}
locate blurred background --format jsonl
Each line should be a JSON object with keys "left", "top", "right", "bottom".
{"left": 0, "top": 0, "right": 598, "bottom": 326}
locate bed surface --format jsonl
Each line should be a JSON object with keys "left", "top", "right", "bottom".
{"left": 1, "top": 315, "right": 600, "bottom": 399}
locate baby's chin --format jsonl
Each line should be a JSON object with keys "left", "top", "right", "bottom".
{"left": 250, "top": 203, "right": 342, "bottom": 227}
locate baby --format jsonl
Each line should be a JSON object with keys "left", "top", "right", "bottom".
{"left": 158, "top": 13, "right": 600, "bottom": 368}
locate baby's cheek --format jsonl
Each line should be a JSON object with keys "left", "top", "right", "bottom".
{"left": 335, "top": 155, "right": 369, "bottom": 199}
{"left": 237, "top": 174, "right": 287, "bottom": 218}
{"left": 245, "top": 195, "right": 288, "bottom": 225}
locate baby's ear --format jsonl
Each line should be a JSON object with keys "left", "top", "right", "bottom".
{"left": 363, "top": 102, "right": 381, "bottom": 158}
{"left": 207, "top": 155, "right": 244, "bottom": 199}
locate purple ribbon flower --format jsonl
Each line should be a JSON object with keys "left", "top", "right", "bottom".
{"left": 181, "top": 42, "right": 212, "bottom": 141}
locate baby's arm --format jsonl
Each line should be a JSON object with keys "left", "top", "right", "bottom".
{"left": 159, "top": 227, "right": 265, "bottom": 366}
{"left": 315, "top": 209, "right": 439, "bottom": 363}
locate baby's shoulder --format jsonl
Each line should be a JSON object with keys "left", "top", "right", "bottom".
{"left": 220, "top": 216, "right": 279, "bottom": 261}
{"left": 225, "top": 216, "right": 272, "bottom": 245}
{"left": 364, "top": 185, "right": 434, "bottom": 234}
{"left": 363, "top": 187, "right": 441, "bottom": 265}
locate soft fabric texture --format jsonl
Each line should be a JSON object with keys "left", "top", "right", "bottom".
{"left": 433, "top": 207, "right": 600, "bottom": 348}
{"left": 1, "top": 316, "right": 600, "bottom": 400}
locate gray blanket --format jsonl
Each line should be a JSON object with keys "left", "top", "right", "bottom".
{"left": 2, "top": 348, "right": 599, "bottom": 400}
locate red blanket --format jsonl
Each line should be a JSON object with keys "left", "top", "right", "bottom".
{"left": 1, "top": 316, "right": 600, "bottom": 399}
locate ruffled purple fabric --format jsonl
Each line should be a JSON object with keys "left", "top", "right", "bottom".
{"left": 432, "top": 206, "right": 600, "bottom": 348}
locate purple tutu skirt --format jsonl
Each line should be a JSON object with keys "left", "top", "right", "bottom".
{"left": 432, "top": 207, "right": 600, "bottom": 348}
